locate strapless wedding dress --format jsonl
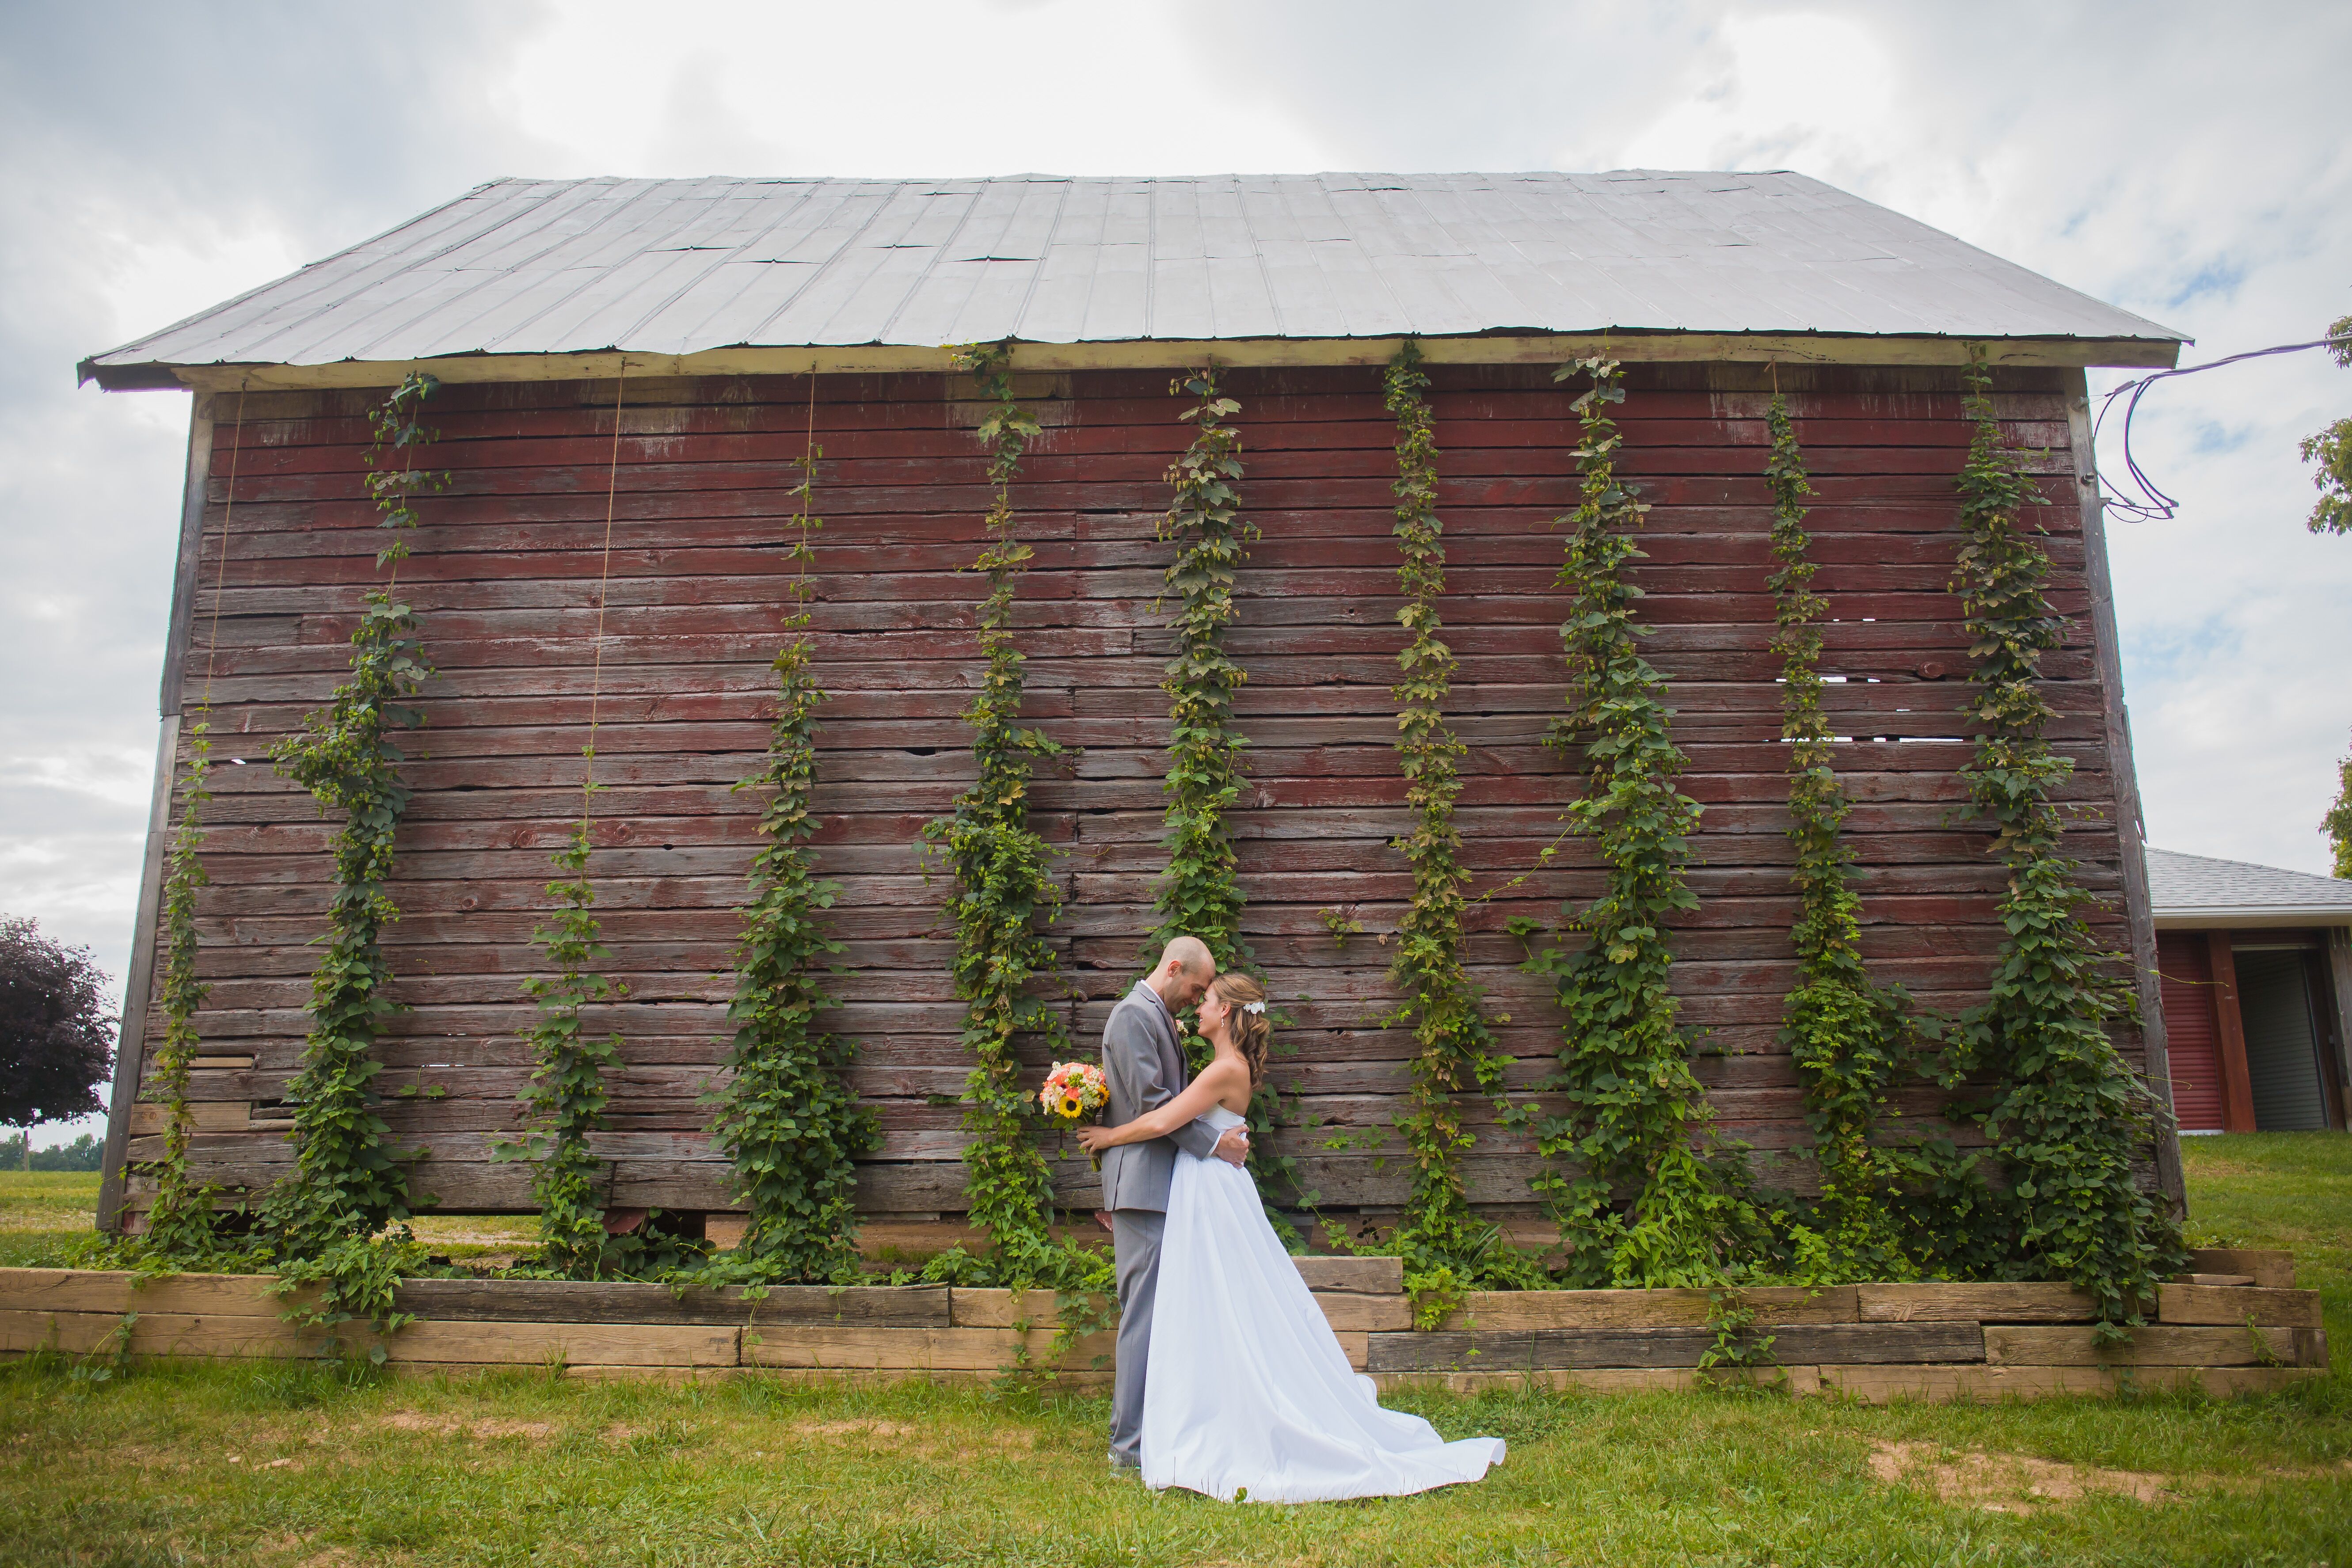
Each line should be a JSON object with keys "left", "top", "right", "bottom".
{"left": 1140, "top": 1105, "right": 1506, "bottom": 1503}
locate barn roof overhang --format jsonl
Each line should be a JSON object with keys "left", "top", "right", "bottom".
{"left": 81, "top": 329, "right": 2184, "bottom": 394}
{"left": 78, "top": 172, "right": 2188, "bottom": 392}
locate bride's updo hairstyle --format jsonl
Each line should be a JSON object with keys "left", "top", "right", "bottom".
{"left": 1211, "top": 972, "right": 1271, "bottom": 1086}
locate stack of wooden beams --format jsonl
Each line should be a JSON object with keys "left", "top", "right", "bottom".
{"left": 0, "top": 1252, "right": 2322, "bottom": 1402}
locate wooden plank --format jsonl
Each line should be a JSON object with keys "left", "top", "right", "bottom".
{"left": 0, "top": 1309, "right": 307, "bottom": 1359}
{"left": 1374, "top": 1366, "right": 1818, "bottom": 1397}
{"left": 1315, "top": 1294, "right": 1413, "bottom": 1332}
{"left": 1984, "top": 1324, "right": 2297, "bottom": 1366}
{"left": 391, "top": 1279, "right": 949, "bottom": 1327}
{"left": 0, "top": 1269, "right": 286, "bottom": 1319}
{"left": 386, "top": 1319, "right": 738, "bottom": 1367}
{"left": 1435, "top": 1285, "right": 1857, "bottom": 1332}
{"left": 2185, "top": 1248, "right": 2296, "bottom": 1289}
{"left": 1857, "top": 1282, "right": 2098, "bottom": 1323}
{"left": 1366, "top": 1321, "right": 1979, "bottom": 1372}
{"left": 2157, "top": 1284, "right": 2323, "bottom": 1328}
{"left": 1293, "top": 1256, "right": 1405, "bottom": 1294}
{"left": 742, "top": 1325, "right": 1114, "bottom": 1372}
{"left": 1818, "top": 1363, "right": 2323, "bottom": 1404}
{"left": 946, "top": 1286, "right": 1401, "bottom": 1333}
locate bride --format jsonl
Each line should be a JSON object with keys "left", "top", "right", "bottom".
{"left": 1077, "top": 971, "right": 1506, "bottom": 1504}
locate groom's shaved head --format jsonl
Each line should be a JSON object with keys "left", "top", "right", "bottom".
{"left": 1160, "top": 935, "right": 1215, "bottom": 979}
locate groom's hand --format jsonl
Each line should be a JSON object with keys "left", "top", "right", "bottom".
{"left": 1213, "top": 1127, "right": 1249, "bottom": 1166}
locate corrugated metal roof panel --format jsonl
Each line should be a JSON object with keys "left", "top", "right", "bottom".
{"left": 86, "top": 171, "right": 2186, "bottom": 378}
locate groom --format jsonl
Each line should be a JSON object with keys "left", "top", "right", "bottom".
{"left": 1098, "top": 934, "right": 1249, "bottom": 1471}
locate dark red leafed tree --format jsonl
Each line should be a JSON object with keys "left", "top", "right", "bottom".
{"left": 0, "top": 917, "right": 115, "bottom": 1169}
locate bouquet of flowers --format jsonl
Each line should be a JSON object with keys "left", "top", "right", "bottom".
{"left": 1039, "top": 1060, "right": 1110, "bottom": 1125}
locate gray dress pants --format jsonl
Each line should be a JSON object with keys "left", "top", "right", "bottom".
{"left": 1108, "top": 1208, "right": 1165, "bottom": 1466}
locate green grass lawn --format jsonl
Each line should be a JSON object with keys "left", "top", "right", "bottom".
{"left": 3, "top": 1140, "right": 2348, "bottom": 1567}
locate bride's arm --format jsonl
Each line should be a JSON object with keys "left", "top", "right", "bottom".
{"left": 1076, "top": 1060, "right": 1245, "bottom": 1153}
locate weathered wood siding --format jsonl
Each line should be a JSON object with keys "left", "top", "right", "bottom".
{"left": 118, "top": 362, "right": 2137, "bottom": 1223}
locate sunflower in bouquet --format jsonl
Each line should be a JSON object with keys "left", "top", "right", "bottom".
{"left": 1039, "top": 1061, "right": 1110, "bottom": 1164}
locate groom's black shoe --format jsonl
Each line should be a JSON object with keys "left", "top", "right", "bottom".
{"left": 1107, "top": 1450, "right": 1141, "bottom": 1473}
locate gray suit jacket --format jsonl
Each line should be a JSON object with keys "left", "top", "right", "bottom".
{"left": 1097, "top": 980, "right": 1222, "bottom": 1212}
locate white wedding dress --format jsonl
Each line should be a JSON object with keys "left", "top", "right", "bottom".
{"left": 1140, "top": 1105, "right": 1507, "bottom": 1503}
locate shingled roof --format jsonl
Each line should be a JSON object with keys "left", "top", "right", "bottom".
{"left": 2147, "top": 848, "right": 2352, "bottom": 928}
{"left": 80, "top": 171, "right": 2185, "bottom": 388}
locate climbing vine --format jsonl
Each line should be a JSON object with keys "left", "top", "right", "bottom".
{"left": 705, "top": 378, "right": 873, "bottom": 1285}
{"left": 1146, "top": 366, "right": 1313, "bottom": 1222}
{"left": 1524, "top": 357, "right": 1766, "bottom": 1287}
{"left": 1947, "top": 350, "right": 2181, "bottom": 1330}
{"left": 920, "top": 343, "right": 1071, "bottom": 1257}
{"left": 261, "top": 372, "right": 445, "bottom": 1250}
{"left": 1150, "top": 366, "right": 1256, "bottom": 981}
{"left": 140, "top": 724, "right": 219, "bottom": 1252}
{"left": 505, "top": 824, "right": 628, "bottom": 1275}
{"left": 1765, "top": 388, "right": 1929, "bottom": 1282}
{"left": 1378, "top": 344, "right": 1522, "bottom": 1299}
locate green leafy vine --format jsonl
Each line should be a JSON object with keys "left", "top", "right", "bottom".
{"left": 1147, "top": 367, "right": 1309, "bottom": 1224}
{"left": 1947, "top": 350, "right": 2182, "bottom": 1331}
{"left": 1522, "top": 357, "right": 1766, "bottom": 1288}
{"left": 1765, "top": 389, "right": 1930, "bottom": 1282}
{"left": 260, "top": 372, "right": 446, "bottom": 1253}
{"left": 920, "top": 343, "right": 1071, "bottom": 1259}
{"left": 502, "top": 822, "right": 629, "bottom": 1276}
{"left": 1378, "top": 344, "right": 1532, "bottom": 1311}
{"left": 704, "top": 379, "right": 873, "bottom": 1285}
{"left": 1150, "top": 367, "right": 1255, "bottom": 982}
{"left": 141, "top": 719, "right": 220, "bottom": 1251}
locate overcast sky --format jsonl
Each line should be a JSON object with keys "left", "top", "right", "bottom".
{"left": 3, "top": 1, "right": 2347, "bottom": 1144}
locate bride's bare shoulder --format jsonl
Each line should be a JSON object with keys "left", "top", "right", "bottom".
{"left": 1202, "top": 1053, "right": 1252, "bottom": 1105}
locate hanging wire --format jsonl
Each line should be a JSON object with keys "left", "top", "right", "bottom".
{"left": 199, "top": 387, "right": 247, "bottom": 708}
{"left": 2093, "top": 334, "right": 2352, "bottom": 523}
{"left": 581, "top": 360, "right": 628, "bottom": 826}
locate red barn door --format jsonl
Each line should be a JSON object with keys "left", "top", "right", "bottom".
{"left": 2158, "top": 933, "right": 2225, "bottom": 1132}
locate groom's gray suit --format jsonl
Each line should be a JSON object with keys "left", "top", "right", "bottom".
{"left": 1101, "top": 979, "right": 1224, "bottom": 1469}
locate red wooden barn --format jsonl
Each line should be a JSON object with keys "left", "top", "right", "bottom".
{"left": 80, "top": 172, "right": 2192, "bottom": 1241}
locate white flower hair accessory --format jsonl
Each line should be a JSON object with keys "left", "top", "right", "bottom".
{"left": 1241, "top": 1001, "right": 1266, "bottom": 1015}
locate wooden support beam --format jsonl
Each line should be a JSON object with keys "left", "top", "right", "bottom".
{"left": 2206, "top": 933, "right": 2260, "bottom": 1134}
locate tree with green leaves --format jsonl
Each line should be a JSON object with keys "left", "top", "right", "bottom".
{"left": 2305, "top": 316, "right": 2352, "bottom": 873}
{"left": 0, "top": 917, "right": 114, "bottom": 1172}
{"left": 2299, "top": 314, "right": 2352, "bottom": 536}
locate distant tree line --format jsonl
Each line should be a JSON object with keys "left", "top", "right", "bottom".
{"left": 0, "top": 1131, "right": 104, "bottom": 1172}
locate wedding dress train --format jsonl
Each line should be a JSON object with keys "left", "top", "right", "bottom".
{"left": 1140, "top": 1106, "right": 1506, "bottom": 1503}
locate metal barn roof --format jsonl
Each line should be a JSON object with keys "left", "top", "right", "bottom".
{"left": 81, "top": 171, "right": 2186, "bottom": 388}
{"left": 2148, "top": 848, "right": 2352, "bottom": 929}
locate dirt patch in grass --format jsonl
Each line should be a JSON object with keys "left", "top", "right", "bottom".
{"left": 1869, "top": 1441, "right": 2352, "bottom": 1513}
{"left": 381, "top": 1412, "right": 559, "bottom": 1442}
{"left": 795, "top": 1419, "right": 921, "bottom": 1443}
{"left": 1870, "top": 1440, "right": 2172, "bottom": 1511}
